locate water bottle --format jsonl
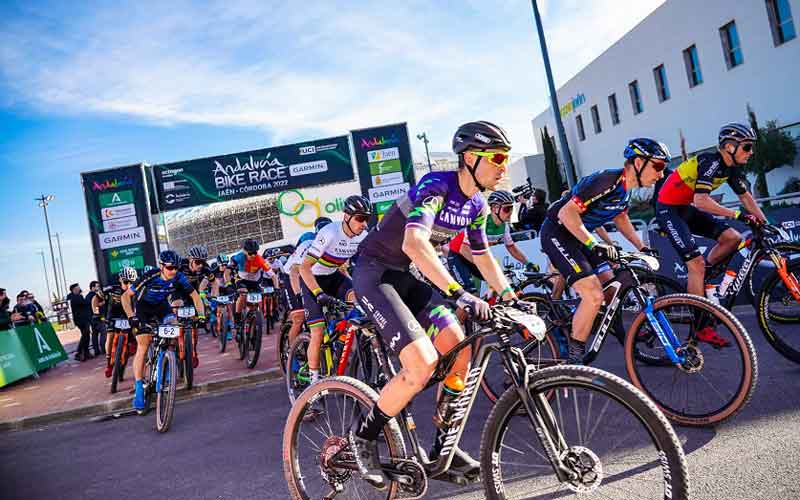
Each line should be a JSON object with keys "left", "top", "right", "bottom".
{"left": 717, "top": 270, "right": 737, "bottom": 297}
{"left": 705, "top": 284, "right": 720, "bottom": 305}
{"left": 433, "top": 374, "right": 465, "bottom": 428}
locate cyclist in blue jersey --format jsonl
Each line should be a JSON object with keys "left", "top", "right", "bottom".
{"left": 121, "top": 250, "right": 205, "bottom": 411}
{"left": 350, "top": 121, "right": 530, "bottom": 488}
{"left": 540, "top": 138, "right": 670, "bottom": 363}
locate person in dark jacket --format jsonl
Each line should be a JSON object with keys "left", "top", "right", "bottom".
{"left": 67, "top": 283, "right": 93, "bottom": 361}
{"left": 0, "top": 288, "right": 23, "bottom": 330}
{"left": 86, "top": 281, "right": 106, "bottom": 356}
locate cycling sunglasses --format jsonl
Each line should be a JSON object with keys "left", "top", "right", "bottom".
{"left": 161, "top": 264, "right": 178, "bottom": 271}
{"left": 191, "top": 258, "right": 207, "bottom": 266}
{"left": 351, "top": 214, "right": 369, "bottom": 223}
{"left": 499, "top": 204, "right": 514, "bottom": 213}
{"left": 644, "top": 158, "right": 668, "bottom": 172}
{"left": 472, "top": 151, "right": 510, "bottom": 167}
{"left": 740, "top": 142, "right": 754, "bottom": 153}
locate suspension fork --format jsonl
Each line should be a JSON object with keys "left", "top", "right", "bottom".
{"left": 632, "top": 287, "right": 684, "bottom": 364}
{"left": 336, "top": 324, "right": 357, "bottom": 376}
{"left": 771, "top": 251, "right": 800, "bottom": 302}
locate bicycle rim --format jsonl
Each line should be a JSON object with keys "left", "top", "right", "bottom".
{"left": 156, "top": 350, "right": 177, "bottom": 433}
{"left": 757, "top": 261, "right": 800, "bottom": 362}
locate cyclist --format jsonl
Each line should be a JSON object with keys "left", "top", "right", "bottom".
{"left": 103, "top": 267, "right": 137, "bottom": 378}
{"left": 299, "top": 199, "right": 370, "bottom": 390}
{"left": 656, "top": 123, "right": 767, "bottom": 345}
{"left": 230, "top": 239, "right": 279, "bottom": 331}
{"left": 283, "top": 219, "right": 332, "bottom": 352}
{"left": 541, "top": 138, "right": 669, "bottom": 363}
{"left": 448, "top": 189, "right": 535, "bottom": 294}
{"left": 121, "top": 250, "right": 204, "bottom": 411}
{"left": 178, "top": 244, "right": 215, "bottom": 367}
{"left": 350, "top": 121, "right": 522, "bottom": 488}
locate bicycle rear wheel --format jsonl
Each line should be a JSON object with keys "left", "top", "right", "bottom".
{"left": 278, "top": 320, "right": 292, "bottom": 376}
{"left": 155, "top": 349, "right": 177, "bottom": 433}
{"left": 218, "top": 308, "right": 228, "bottom": 353}
{"left": 624, "top": 293, "right": 757, "bottom": 426}
{"left": 184, "top": 328, "right": 194, "bottom": 390}
{"left": 283, "top": 377, "right": 405, "bottom": 499}
{"left": 757, "top": 260, "right": 800, "bottom": 363}
{"left": 110, "top": 334, "right": 125, "bottom": 394}
{"left": 481, "top": 365, "right": 689, "bottom": 500}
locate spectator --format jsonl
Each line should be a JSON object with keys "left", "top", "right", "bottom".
{"left": 515, "top": 187, "right": 548, "bottom": 233}
{"left": 67, "top": 283, "right": 93, "bottom": 361}
{"left": 12, "top": 292, "right": 39, "bottom": 326}
{"left": 0, "top": 288, "right": 23, "bottom": 330}
{"left": 86, "top": 281, "right": 106, "bottom": 356}
{"left": 21, "top": 291, "right": 46, "bottom": 322}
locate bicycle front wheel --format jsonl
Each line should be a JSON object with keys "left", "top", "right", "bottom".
{"left": 278, "top": 320, "right": 292, "bottom": 376}
{"left": 155, "top": 349, "right": 177, "bottom": 433}
{"left": 757, "top": 260, "right": 800, "bottom": 363}
{"left": 481, "top": 365, "right": 689, "bottom": 500}
{"left": 624, "top": 293, "right": 757, "bottom": 426}
{"left": 110, "top": 334, "right": 125, "bottom": 394}
{"left": 246, "top": 312, "right": 263, "bottom": 369}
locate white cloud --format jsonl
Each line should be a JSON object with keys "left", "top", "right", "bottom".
{"left": 0, "top": 1, "right": 665, "bottom": 155}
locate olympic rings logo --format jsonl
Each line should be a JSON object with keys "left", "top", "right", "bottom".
{"left": 277, "top": 189, "right": 345, "bottom": 228}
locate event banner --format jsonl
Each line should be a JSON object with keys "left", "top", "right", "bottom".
{"left": 81, "top": 164, "right": 158, "bottom": 285}
{"left": 0, "top": 329, "right": 37, "bottom": 387}
{"left": 152, "top": 136, "right": 355, "bottom": 211}
{"left": 350, "top": 123, "right": 416, "bottom": 218}
{"left": 14, "top": 322, "right": 68, "bottom": 372}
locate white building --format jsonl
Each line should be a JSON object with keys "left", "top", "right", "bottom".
{"left": 532, "top": 0, "right": 800, "bottom": 198}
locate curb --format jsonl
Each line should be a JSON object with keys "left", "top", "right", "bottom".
{"left": 0, "top": 368, "right": 283, "bottom": 433}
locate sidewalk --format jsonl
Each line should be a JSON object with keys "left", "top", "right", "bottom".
{"left": 0, "top": 324, "right": 282, "bottom": 430}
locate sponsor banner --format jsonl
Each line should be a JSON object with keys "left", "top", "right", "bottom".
{"left": 81, "top": 164, "right": 158, "bottom": 286}
{"left": 101, "top": 203, "right": 136, "bottom": 221}
{"left": 276, "top": 182, "right": 361, "bottom": 244}
{"left": 102, "top": 215, "right": 138, "bottom": 232}
{"left": 153, "top": 135, "right": 354, "bottom": 211}
{"left": 99, "top": 226, "right": 146, "bottom": 250}
{"left": 99, "top": 190, "right": 134, "bottom": 208}
{"left": 0, "top": 329, "right": 38, "bottom": 387}
{"left": 108, "top": 254, "right": 145, "bottom": 273}
{"left": 14, "top": 322, "right": 68, "bottom": 372}
{"left": 351, "top": 123, "right": 416, "bottom": 219}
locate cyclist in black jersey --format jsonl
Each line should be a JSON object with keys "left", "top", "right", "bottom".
{"left": 102, "top": 267, "right": 137, "bottom": 377}
{"left": 541, "top": 138, "right": 669, "bottom": 363}
{"left": 178, "top": 245, "right": 215, "bottom": 368}
{"left": 121, "top": 250, "right": 205, "bottom": 411}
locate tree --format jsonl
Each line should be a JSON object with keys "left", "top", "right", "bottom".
{"left": 744, "top": 105, "right": 797, "bottom": 199}
{"left": 542, "top": 126, "right": 566, "bottom": 203}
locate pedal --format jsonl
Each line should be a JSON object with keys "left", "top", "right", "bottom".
{"left": 432, "top": 469, "right": 481, "bottom": 486}
{"left": 383, "top": 458, "right": 427, "bottom": 499}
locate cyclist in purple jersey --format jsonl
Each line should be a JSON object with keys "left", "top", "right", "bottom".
{"left": 351, "top": 121, "right": 529, "bottom": 488}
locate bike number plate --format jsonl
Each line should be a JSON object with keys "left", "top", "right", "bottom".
{"left": 158, "top": 325, "right": 180, "bottom": 338}
{"left": 177, "top": 306, "right": 196, "bottom": 318}
{"left": 246, "top": 293, "right": 261, "bottom": 304}
{"left": 263, "top": 286, "right": 274, "bottom": 294}
{"left": 507, "top": 309, "right": 546, "bottom": 341}
{"left": 216, "top": 296, "right": 230, "bottom": 304}
{"left": 114, "top": 319, "right": 130, "bottom": 329}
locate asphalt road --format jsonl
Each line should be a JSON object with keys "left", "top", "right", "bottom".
{"left": 2, "top": 309, "right": 800, "bottom": 499}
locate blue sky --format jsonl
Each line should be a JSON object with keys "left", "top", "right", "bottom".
{"left": 0, "top": 0, "right": 664, "bottom": 303}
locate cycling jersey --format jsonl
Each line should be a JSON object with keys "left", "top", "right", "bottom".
{"left": 178, "top": 258, "right": 215, "bottom": 293}
{"left": 449, "top": 214, "right": 512, "bottom": 254}
{"left": 546, "top": 169, "right": 629, "bottom": 230}
{"left": 285, "top": 240, "right": 313, "bottom": 269}
{"left": 657, "top": 152, "right": 748, "bottom": 205}
{"left": 132, "top": 269, "right": 194, "bottom": 306}
{"left": 306, "top": 222, "right": 366, "bottom": 276}
{"left": 359, "top": 171, "right": 489, "bottom": 270}
{"left": 102, "top": 284, "right": 126, "bottom": 319}
{"left": 229, "top": 252, "right": 275, "bottom": 282}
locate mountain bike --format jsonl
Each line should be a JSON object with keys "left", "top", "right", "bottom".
{"left": 212, "top": 294, "right": 235, "bottom": 353}
{"left": 239, "top": 290, "right": 264, "bottom": 369}
{"left": 282, "top": 303, "right": 690, "bottom": 499}
{"left": 175, "top": 305, "right": 197, "bottom": 390}
{"left": 261, "top": 284, "right": 277, "bottom": 334}
{"left": 522, "top": 251, "right": 756, "bottom": 427}
{"left": 108, "top": 318, "right": 136, "bottom": 394}
{"left": 139, "top": 321, "right": 180, "bottom": 433}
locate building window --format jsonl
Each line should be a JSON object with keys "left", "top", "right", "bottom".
{"left": 608, "top": 93, "right": 620, "bottom": 125}
{"left": 629, "top": 80, "right": 643, "bottom": 115}
{"left": 590, "top": 105, "right": 602, "bottom": 134}
{"left": 576, "top": 114, "right": 586, "bottom": 141}
{"left": 653, "top": 64, "right": 671, "bottom": 102}
{"left": 767, "top": 0, "right": 796, "bottom": 45}
{"left": 682, "top": 45, "right": 703, "bottom": 87}
{"left": 720, "top": 20, "right": 744, "bottom": 68}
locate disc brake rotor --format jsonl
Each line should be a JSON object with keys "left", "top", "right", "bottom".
{"left": 561, "top": 446, "right": 603, "bottom": 493}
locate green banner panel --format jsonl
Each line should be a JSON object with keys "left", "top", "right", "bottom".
{"left": 0, "top": 330, "right": 37, "bottom": 387}
{"left": 99, "top": 190, "right": 134, "bottom": 208}
{"left": 368, "top": 159, "right": 402, "bottom": 176}
{"left": 14, "top": 322, "right": 68, "bottom": 371}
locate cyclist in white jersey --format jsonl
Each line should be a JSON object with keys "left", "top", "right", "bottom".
{"left": 299, "top": 197, "right": 371, "bottom": 389}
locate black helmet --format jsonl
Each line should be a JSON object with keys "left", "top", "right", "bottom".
{"left": 217, "top": 254, "right": 229, "bottom": 265}
{"left": 343, "top": 195, "right": 372, "bottom": 216}
{"left": 487, "top": 190, "right": 514, "bottom": 206}
{"left": 242, "top": 239, "right": 259, "bottom": 254}
{"left": 719, "top": 122, "right": 756, "bottom": 145}
{"left": 187, "top": 244, "right": 208, "bottom": 260}
{"left": 623, "top": 138, "right": 672, "bottom": 162}
{"left": 452, "top": 121, "right": 511, "bottom": 154}
{"left": 313, "top": 217, "right": 333, "bottom": 233}
{"left": 159, "top": 250, "right": 181, "bottom": 266}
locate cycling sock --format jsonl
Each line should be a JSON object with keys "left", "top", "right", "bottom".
{"left": 355, "top": 404, "right": 392, "bottom": 442}
{"left": 568, "top": 339, "right": 587, "bottom": 364}
{"left": 310, "top": 369, "right": 320, "bottom": 384}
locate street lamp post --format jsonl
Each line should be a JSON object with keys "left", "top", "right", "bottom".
{"left": 416, "top": 132, "right": 433, "bottom": 173}
{"left": 35, "top": 194, "right": 62, "bottom": 299}
{"left": 55, "top": 232, "right": 68, "bottom": 293}
{"left": 37, "top": 250, "right": 53, "bottom": 306}
{"left": 530, "top": 0, "right": 577, "bottom": 188}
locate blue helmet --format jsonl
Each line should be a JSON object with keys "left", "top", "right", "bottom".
{"left": 623, "top": 138, "right": 671, "bottom": 162}
{"left": 313, "top": 217, "right": 333, "bottom": 233}
{"left": 217, "top": 254, "right": 230, "bottom": 265}
{"left": 296, "top": 231, "right": 316, "bottom": 246}
{"left": 159, "top": 250, "right": 181, "bottom": 266}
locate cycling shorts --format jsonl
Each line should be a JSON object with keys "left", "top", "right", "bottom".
{"left": 655, "top": 203, "right": 731, "bottom": 261}
{"left": 353, "top": 259, "right": 457, "bottom": 353}
{"left": 447, "top": 252, "right": 481, "bottom": 294}
{"left": 235, "top": 278, "right": 261, "bottom": 293}
{"left": 280, "top": 273, "right": 303, "bottom": 313}
{"left": 540, "top": 219, "right": 609, "bottom": 287}
{"left": 301, "top": 272, "right": 353, "bottom": 329}
{"left": 135, "top": 301, "right": 177, "bottom": 336}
